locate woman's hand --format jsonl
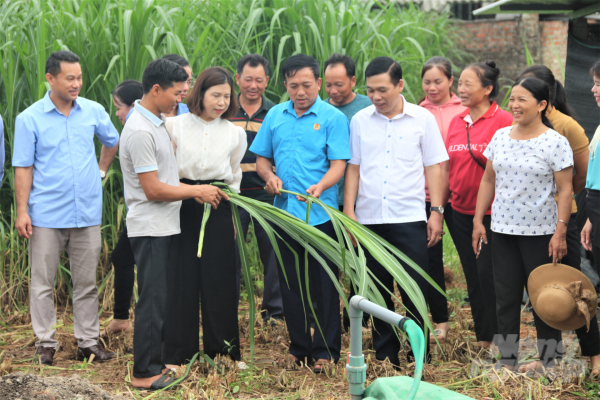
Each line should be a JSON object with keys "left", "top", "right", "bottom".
{"left": 582, "top": 218, "right": 593, "bottom": 252}
{"left": 549, "top": 226, "right": 568, "bottom": 264}
{"left": 472, "top": 220, "right": 488, "bottom": 258}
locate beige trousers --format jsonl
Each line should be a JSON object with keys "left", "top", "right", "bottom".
{"left": 29, "top": 225, "right": 101, "bottom": 349}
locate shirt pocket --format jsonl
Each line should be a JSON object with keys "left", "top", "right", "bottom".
{"left": 79, "top": 125, "right": 96, "bottom": 153}
{"left": 395, "top": 138, "right": 421, "bottom": 165}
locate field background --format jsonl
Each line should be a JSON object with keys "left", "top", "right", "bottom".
{"left": 3, "top": 1, "right": 598, "bottom": 399}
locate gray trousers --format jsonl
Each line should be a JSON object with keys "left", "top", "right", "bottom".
{"left": 29, "top": 225, "right": 101, "bottom": 349}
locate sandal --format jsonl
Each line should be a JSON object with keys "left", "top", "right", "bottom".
{"left": 429, "top": 328, "right": 447, "bottom": 343}
{"left": 103, "top": 319, "right": 134, "bottom": 336}
{"left": 133, "top": 373, "right": 178, "bottom": 391}
{"left": 313, "top": 359, "right": 330, "bottom": 374}
{"left": 591, "top": 364, "right": 600, "bottom": 379}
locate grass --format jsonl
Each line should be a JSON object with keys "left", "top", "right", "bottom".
{"left": 0, "top": 0, "right": 469, "bottom": 312}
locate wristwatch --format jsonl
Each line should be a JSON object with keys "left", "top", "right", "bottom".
{"left": 430, "top": 206, "right": 444, "bottom": 215}
{"left": 99, "top": 169, "right": 106, "bottom": 180}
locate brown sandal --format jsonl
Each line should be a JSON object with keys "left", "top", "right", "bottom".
{"left": 313, "top": 359, "right": 330, "bottom": 374}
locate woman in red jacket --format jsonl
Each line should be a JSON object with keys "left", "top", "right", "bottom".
{"left": 445, "top": 60, "right": 513, "bottom": 348}
{"left": 420, "top": 57, "right": 466, "bottom": 342}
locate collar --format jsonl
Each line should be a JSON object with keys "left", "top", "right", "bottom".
{"left": 42, "top": 90, "right": 82, "bottom": 113}
{"left": 134, "top": 100, "right": 164, "bottom": 127}
{"left": 371, "top": 95, "right": 415, "bottom": 119}
{"left": 238, "top": 94, "right": 270, "bottom": 114}
{"left": 459, "top": 101, "right": 500, "bottom": 123}
{"left": 284, "top": 96, "right": 322, "bottom": 117}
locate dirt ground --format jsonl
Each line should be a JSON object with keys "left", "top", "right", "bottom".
{"left": 1, "top": 292, "right": 600, "bottom": 399}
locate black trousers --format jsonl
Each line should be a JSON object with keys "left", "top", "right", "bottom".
{"left": 560, "top": 212, "right": 600, "bottom": 357}
{"left": 110, "top": 226, "right": 136, "bottom": 320}
{"left": 235, "top": 207, "right": 284, "bottom": 321}
{"left": 364, "top": 222, "right": 431, "bottom": 366}
{"left": 492, "top": 232, "right": 563, "bottom": 368}
{"left": 450, "top": 210, "right": 497, "bottom": 342}
{"left": 425, "top": 202, "right": 452, "bottom": 324}
{"left": 163, "top": 191, "right": 240, "bottom": 364}
{"left": 130, "top": 235, "right": 177, "bottom": 378}
{"left": 588, "top": 190, "right": 600, "bottom": 278}
{"left": 275, "top": 220, "right": 341, "bottom": 363}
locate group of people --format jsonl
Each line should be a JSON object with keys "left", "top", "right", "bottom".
{"left": 8, "top": 46, "right": 600, "bottom": 390}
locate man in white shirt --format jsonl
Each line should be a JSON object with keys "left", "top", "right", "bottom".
{"left": 343, "top": 57, "right": 448, "bottom": 367}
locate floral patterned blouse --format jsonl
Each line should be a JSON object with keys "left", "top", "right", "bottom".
{"left": 483, "top": 126, "right": 573, "bottom": 236}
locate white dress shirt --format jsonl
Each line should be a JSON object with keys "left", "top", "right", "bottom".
{"left": 348, "top": 96, "right": 449, "bottom": 224}
{"left": 166, "top": 113, "right": 247, "bottom": 193}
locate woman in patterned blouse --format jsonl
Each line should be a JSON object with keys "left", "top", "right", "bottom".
{"left": 472, "top": 77, "right": 574, "bottom": 372}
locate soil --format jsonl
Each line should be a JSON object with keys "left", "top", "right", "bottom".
{"left": 0, "top": 373, "right": 127, "bottom": 400}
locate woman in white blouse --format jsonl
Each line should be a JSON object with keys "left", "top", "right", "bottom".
{"left": 163, "top": 67, "right": 247, "bottom": 366}
{"left": 472, "top": 77, "right": 574, "bottom": 372}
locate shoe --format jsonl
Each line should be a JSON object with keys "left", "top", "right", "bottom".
{"left": 133, "top": 373, "right": 178, "bottom": 391}
{"left": 77, "top": 344, "right": 115, "bottom": 362}
{"left": 34, "top": 346, "right": 56, "bottom": 366}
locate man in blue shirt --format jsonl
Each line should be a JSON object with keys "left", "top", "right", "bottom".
{"left": 12, "top": 51, "right": 119, "bottom": 366}
{"left": 250, "top": 54, "right": 350, "bottom": 372}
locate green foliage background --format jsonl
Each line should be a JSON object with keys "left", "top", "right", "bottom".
{"left": 0, "top": 0, "right": 468, "bottom": 310}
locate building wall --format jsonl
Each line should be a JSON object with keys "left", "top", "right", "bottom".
{"left": 455, "top": 15, "right": 568, "bottom": 84}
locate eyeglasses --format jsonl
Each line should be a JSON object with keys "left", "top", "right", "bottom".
{"left": 187, "top": 78, "right": 195, "bottom": 88}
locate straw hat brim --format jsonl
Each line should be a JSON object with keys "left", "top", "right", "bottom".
{"left": 528, "top": 263, "right": 597, "bottom": 331}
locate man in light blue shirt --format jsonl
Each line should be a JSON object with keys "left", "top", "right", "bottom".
{"left": 250, "top": 54, "right": 350, "bottom": 371}
{"left": 0, "top": 114, "right": 4, "bottom": 182}
{"left": 12, "top": 51, "right": 119, "bottom": 366}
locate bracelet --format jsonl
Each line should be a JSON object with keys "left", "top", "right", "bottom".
{"left": 557, "top": 219, "right": 568, "bottom": 226}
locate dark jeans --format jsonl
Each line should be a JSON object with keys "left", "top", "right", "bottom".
{"left": 130, "top": 235, "right": 176, "bottom": 378}
{"left": 235, "top": 207, "right": 284, "bottom": 321}
{"left": 425, "top": 202, "right": 452, "bottom": 324}
{"left": 560, "top": 212, "right": 600, "bottom": 357}
{"left": 492, "top": 232, "right": 563, "bottom": 368}
{"left": 450, "top": 210, "right": 497, "bottom": 342}
{"left": 363, "top": 222, "right": 431, "bottom": 366}
{"left": 163, "top": 187, "right": 240, "bottom": 364}
{"left": 110, "top": 226, "right": 135, "bottom": 320}
{"left": 275, "top": 220, "right": 341, "bottom": 363}
{"left": 588, "top": 190, "right": 600, "bottom": 278}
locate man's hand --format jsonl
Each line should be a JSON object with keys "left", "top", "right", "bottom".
{"left": 16, "top": 212, "right": 33, "bottom": 239}
{"left": 343, "top": 209, "right": 359, "bottom": 247}
{"left": 264, "top": 175, "right": 283, "bottom": 196}
{"left": 306, "top": 184, "right": 324, "bottom": 198}
{"left": 427, "top": 212, "right": 443, "bottom": 248}
{"left": 193, "top": 185, "right": 229, "bottom": 209}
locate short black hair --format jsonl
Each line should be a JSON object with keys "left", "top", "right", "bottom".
{"left": 282, "top": 54, "right": 320, "bottom": 82}
{"left": 141, "top": 59, "right": 189, "bottom": 94}
{"left": 161, "top": 54, "right": 190, "bottom": 68}
{"left": 324, "top": 53, "right": 355, "bottom": 78}
{"left": 237, "top": 54, "right": 270, "bottom": 76}
{"left": 365, "top": 57, "right": 402, "bottom": 86}
{"left": 112, "top": 80, "right": 144, "bottom": 107}
{"left": 45, "top": 50, "right": 80, "bottom": 76}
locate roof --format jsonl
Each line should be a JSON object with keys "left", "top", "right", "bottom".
{"left": 473, "top": 0, "right": 600, "bottom": 19}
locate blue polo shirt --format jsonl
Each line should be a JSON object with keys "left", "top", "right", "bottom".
{"left": 12, "top": 91, "right": 119, "bottom": 228}
{"left": 250, "top": 96, "right": 350, "bottom": 226}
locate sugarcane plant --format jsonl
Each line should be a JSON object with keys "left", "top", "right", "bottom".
{"left": 197, "top": 183, "right": 445, "bottom": 362}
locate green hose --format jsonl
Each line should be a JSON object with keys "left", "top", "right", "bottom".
{"left": 403, "top": 319, "right": 424, "bottom": 400}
